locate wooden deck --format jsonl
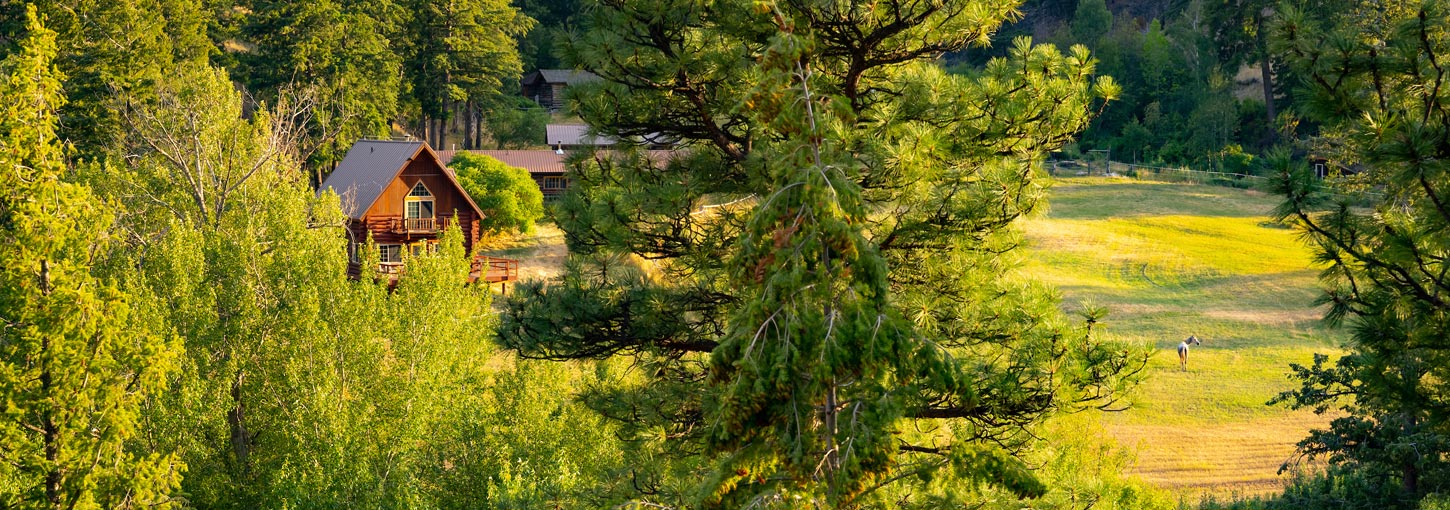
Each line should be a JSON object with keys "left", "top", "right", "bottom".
{"left": 351, "top": 255, "right": 519, "bottom": 291}
{"left": 470, "top": 255, "right": 519, "bottom": 286}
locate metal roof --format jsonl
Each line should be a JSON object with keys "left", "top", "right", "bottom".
{"left": 437, "top": 149, "right": 681, "bottom": 175}
{"left": 546, "top": 124, "right": 616, "bottom": 147}
{"left": 322, "top": 139, "right": 484, "bottom": 220}
{"left": 453, "top": 150, "right": 569, "bottom": 174}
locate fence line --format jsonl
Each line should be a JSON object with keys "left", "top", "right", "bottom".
{"left": 1048, "top": 159, "right": 1381, "bottom": 203}
{"left": 1050, "top": 160, "right": 1264, "bottom": 183}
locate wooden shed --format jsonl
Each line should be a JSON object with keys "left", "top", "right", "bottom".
{"left": 520, "top": 69, "right": 600, "bottom": 111}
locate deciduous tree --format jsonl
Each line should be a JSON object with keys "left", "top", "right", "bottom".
{"left": 101, "top": 60, "right": 496, "bottom": 509}
{"left": 451, "top": 152, "right": 545, "bottom": 235}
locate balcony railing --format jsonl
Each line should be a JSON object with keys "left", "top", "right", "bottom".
{"left": 471, "top": 256, "right": 519, "bottom": 284}
{"left": 392, "top": 217, "right": 437, "bottom": 234}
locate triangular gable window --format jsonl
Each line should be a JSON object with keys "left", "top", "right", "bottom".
{"left": 405, "top": 181, "right": 435, "bottom": 220}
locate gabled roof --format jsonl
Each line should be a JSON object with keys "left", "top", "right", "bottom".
{"left": 523, "top": 69, "right": 601, "bottom": 86}
{"left": 321, "top": 139, "right": 485, "bottom": 220}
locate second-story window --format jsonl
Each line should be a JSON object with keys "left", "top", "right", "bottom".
{"left": 405, "top": 181, "right": 435, "bottom": 219}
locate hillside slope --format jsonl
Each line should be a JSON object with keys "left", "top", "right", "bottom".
{"left": 1021, "top": 177, "right": 1343, "bottom": 499}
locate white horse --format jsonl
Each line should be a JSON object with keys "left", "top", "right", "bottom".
{"left": 1177, "top": 335, "right": 1202, "bottom": 370}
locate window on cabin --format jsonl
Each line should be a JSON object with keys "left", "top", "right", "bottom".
{"left": 542, "top": 177, "right": 567, "bottom": 190}
{"left": 405, "top": 181, "right": 435, "bottom": 219}
{"left": 379, "top": 244, "right": 403, "bottom": 263}
{"left": 409, "top": 241, "right": 437, "bottom": 257}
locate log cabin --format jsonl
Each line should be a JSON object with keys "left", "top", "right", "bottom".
{"left": 321, "top": 139, "right": 516, "bottom": 284}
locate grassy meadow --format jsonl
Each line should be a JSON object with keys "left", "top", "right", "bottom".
{"left": 1020, "top": 177, "right": 1346, "bottom": 500}
{"left": 491, "top": 176, "right": 1344, "bottom": 503}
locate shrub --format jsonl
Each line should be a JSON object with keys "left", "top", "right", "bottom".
{"left": 451, "top": 152, "right": 545, "bottom": 235}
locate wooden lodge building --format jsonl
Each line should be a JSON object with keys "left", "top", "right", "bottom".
{"left": 437, "top": 149, "right": 573, "bottom": 202}
{"left": 321, "top": 139, "right": 516, "bottom": 284}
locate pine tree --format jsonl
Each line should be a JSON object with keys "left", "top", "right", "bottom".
{"left": 404, "top": 0, "right": 533, "bottom": 148}
{"left": 1267, "top": 3, "right": 1450, "bottom": 507}
{"left": 1070, "top": 0, "right": 1113, "bottom": 45}
{"left": 237, "top": 0, "right": 405, "bottom": 175}
{"left": 0, "top": 9, "right": 182, "bottom": 508}
{"left": 500, "top": 0, "right": 1147, "bottom": 506}
{"left": 0, "top": 0, "right": 209, "bottom": 159}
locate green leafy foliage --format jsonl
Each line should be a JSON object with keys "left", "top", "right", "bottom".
{"left": 0, "top": 10, "right": 182, "bottom": 508}
{"left": 90, "top": 58, "right": 500, "bottom": 509}
{"left": 451, "top": 152, "right": 545, "bottom": 235}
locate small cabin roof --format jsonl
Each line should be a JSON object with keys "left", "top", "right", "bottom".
{"left": 321, "top": 139, "right": 484, "bottom": 220}
{"left": 522, "top": 69, "right": 600, "bottom": 86}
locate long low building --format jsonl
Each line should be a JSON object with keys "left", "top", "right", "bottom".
{"left": 435, "top": 149, "right": 677, "bottom": 202}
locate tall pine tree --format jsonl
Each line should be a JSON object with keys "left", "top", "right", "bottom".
{"left": 501, "top": 0, "right": 1147, "bottom": 506}
{"left": 0, "top": 8, "right": 182, "bottom": 508}
{"left": 1268, "top": 2, "right": 1450, "bottom": 507}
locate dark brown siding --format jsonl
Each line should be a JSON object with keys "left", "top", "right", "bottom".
{"left": 357, "top": 155, "right": 481, "bottom": 254}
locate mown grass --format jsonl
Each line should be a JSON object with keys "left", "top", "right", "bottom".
{"left": 496, "top": 177, "right": 1339, "bottom": 504}
{"left": 1020, "top": 177, "right": 1346, "bottom": 501}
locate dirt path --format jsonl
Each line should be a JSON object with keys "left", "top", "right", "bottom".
{"left": 476, "top": 225, "right": 569, "bottom": 282}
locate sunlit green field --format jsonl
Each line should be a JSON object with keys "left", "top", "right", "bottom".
{"left": 1021, "top": 177, "right": 1346, "bottom": 501}
{"left": 498, "top": 177, "right": 1342, "bottom": 503}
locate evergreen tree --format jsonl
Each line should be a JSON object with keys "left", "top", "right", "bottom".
{"left": 0, "top": 0, "right": 209, "bottom": 159}
{"left": 235, "top": 0, "right": 405, "bottom": 176}
{"left": 404, "top": 0, "right": 533, "bottom": 148}
{"left": 1268, "top": 2, "right": 1450, "bottom": 507}
{"left": 511, "top": 0, "right": 581, "bottom": 70}
{"left": 501, "top": 0, "right": 1147, "bottom": 506}
{"left": 1202, "top": 0, "right": 1280, "bottom": 143}
{"left": 0, "top": 9, "right": 182, "bottom": 508}
{"left": 1070, "top": 0, "right": 1113, "bottom": 45}
{"left": 483, "top": 95, "right": 549, "bottom": 149}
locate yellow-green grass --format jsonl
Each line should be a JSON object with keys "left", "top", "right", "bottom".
{"left": 1021, "top": 177, "right": 1345, "bottom": 500}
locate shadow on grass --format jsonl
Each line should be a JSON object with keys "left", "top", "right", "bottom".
{"left": 1047, "top": 181, "right": 1277, "bottom": 220}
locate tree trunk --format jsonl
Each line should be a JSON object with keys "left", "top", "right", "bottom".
{"left": 473, "top": 102, "right": 481, "bottom": 150}
{"left": 229, "top": 370, "right": 253, "bottom": 470}
{"left": 1257, "top": 13, "right": 1278, "bottom": 144}
{"left": 435, "top": 116, "right": 446, "bottom": 149}
{"left": 40, "top": 260, "right": 61, "bottom": 509}
{"left": 463, "top": 101, "right": 473, "bottom": 150}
